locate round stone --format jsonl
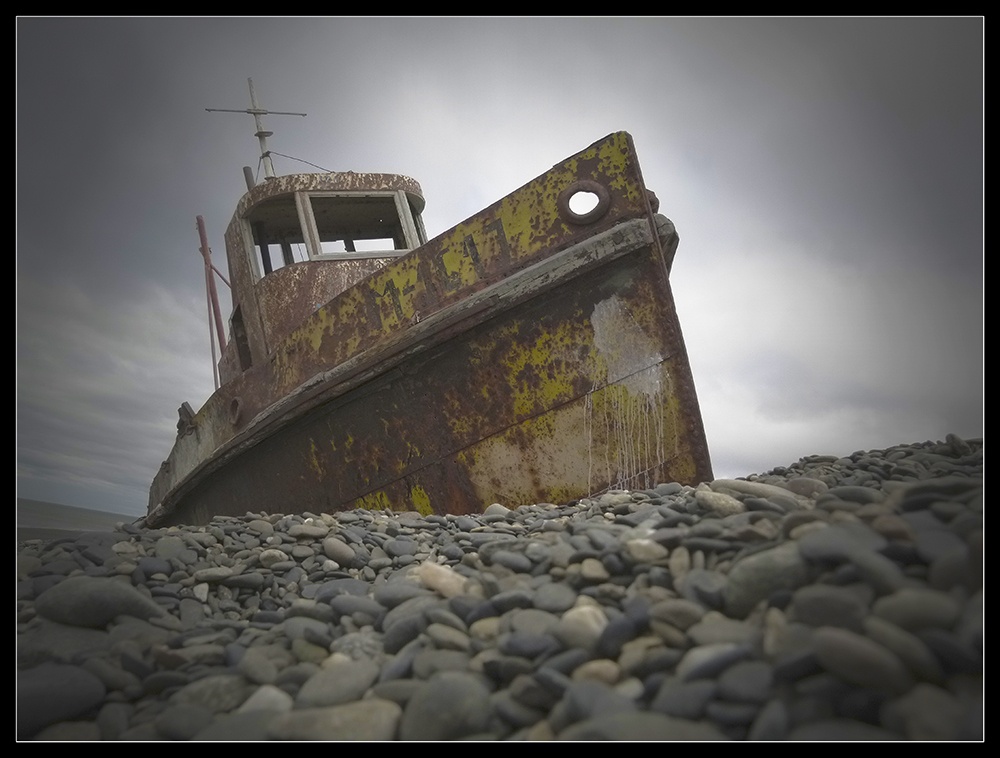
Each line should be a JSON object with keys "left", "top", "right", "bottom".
{"left": 811, "top": 626, "right": 913, "bottom": 694}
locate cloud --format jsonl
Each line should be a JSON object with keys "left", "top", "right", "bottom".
{"left": 17, "top": 275, "right": 216, "bottom": 514}
{"left": 676, "top": 235, "right": 982, "bottom": 479}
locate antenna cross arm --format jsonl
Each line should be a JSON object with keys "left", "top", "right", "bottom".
{"left": 206, "top": 108, "right": 307, "bottom": 116}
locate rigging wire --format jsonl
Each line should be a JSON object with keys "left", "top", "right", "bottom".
{"left": 267, "top": 150, "right": 334, "bottom": 174}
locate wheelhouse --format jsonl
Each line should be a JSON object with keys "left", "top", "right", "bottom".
{"left": 217, "top": 172, "right": 426, "bottom": 384}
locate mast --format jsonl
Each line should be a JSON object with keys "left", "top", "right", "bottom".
{"left": 206, "top": 78, "right": 307, "bottom": 181}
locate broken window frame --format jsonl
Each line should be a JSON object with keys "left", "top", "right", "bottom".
{"left": 242, "top": 189, "right": 426, "bottom": 282}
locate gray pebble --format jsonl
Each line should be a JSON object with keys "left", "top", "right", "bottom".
{"left": 34, "top": 576, "right": 167, "bottom": 628}
{"left": 267, "top": 699, "right": 402, "bottom": 740}
{"left": 811, "top": 626, "right": 913, "bottom": 694}
{"left": 717, "top": 660, "right": 773, "bottom": 703}
{"left": 871, "top": 587, "right": 961, "bottom": 631}
{"left": 296, "top": 659, "right": 379, "bottom": 707}
{"left": 650, "top": 677, "right": 716, "bottom": 718}
{"left": 18, "top": 663, "right": 106, "bottom": 737}
{"left": 559, "top": 711, "right": 728, "bottom": 740}
{"left": 399, "top": 672, "right": 492, "bottom": 740}
{"left": 724, "top": 541, "right": 810, "bottom": 618}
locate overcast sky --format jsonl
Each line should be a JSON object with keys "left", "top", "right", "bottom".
{"left": 17, "top": 17, "right": 983, "bottom": 518}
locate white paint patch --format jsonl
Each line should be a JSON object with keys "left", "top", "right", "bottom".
{"left": 590, "top": 295, "right": 665, "bottom": 397}
{"left": 586, "top": 295, "right": 675, "bottom": 492}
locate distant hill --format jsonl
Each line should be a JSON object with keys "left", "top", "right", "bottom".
{"left": 17, "top": 498, "right": 136, "bottom": 532}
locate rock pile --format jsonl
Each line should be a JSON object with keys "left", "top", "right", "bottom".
{"left": 17, "top": 436, "right": 982, "bottom": 740}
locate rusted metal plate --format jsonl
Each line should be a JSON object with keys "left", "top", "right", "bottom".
{"left": 254, "top": 258, "right": 397, "bottom": 348}
{"left": 148, "top": 132, "right": 712, "bottom": 525}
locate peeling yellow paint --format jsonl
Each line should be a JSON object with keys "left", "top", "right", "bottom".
{"left": 309, "top": 307, "right": 332, "bottom": 352}
{"left": 445, "top": 408, "right": 473, "bottom": 438}
{"left": 354, "top": 489, "right": 392, "bottom": 511}
{"left": 307, "top": 438, "right": 324, "bottom": 479}
{"left": 409, "top": 484, "right": 433, "bottom": 516}
{"left": 504, "top": 320, "right": 589, "bottom": 419}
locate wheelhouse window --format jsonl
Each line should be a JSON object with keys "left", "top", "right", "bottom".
{"left": 247, "top": 195, "right": 304, "bottom": 275}
{"left": 308, "top": 195, "right": 405, "bottom": 255}
{"left": 244, "top": 189, "right": 425, "bottom": 280}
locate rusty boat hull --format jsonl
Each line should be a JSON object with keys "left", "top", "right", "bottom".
{"left": 147, "top": 132, "right": 712, "bottom": 526}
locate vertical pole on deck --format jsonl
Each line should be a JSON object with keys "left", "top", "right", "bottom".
{"left": 197, "top": 216, "right": 227, "bottom": 390}
{"left": 247, "top": 78, "right": 276, "bottom": 180}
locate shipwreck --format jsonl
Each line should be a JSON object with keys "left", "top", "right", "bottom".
{"left": 147, "top": 98, "right": 711, "bottom": 526}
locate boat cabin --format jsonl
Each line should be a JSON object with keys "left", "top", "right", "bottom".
{"left": 217, "top": 172, "right": 427, "bottom": 386}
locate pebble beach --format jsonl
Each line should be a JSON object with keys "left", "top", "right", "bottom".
{"left": 17, "top": 435, "right": 983, "bottom": 741}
